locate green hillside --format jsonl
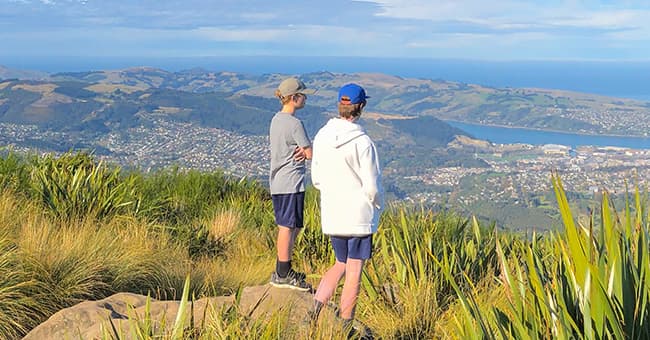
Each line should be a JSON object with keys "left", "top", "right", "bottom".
{"left": 47, "top": 67, "right": 650, "bottom": 136}
{"left": 0, "top": 79, "right": 292, "bottom": 135}
{"left": 0, "top": 76, "right": 466, "bottom": 145}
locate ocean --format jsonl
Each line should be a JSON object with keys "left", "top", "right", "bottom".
{"left": 4, "top": 56, "right": 650, "bottom": 102}
{"left": 447, "top": 121, "right": 650, "bottom": 149}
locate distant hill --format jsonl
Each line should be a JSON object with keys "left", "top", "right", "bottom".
{"left": 379, "top": 115, "right": 467, "bottom": 148}
{"left": 43, "top": 67, "right": 650, "bottom": 136}
{"left": 0, "top": 65, "right": 48, "bottom": 81}
{"left": 0, "top": 77, "right": 466, "bottom": 152}
{"left": 5, "top": 64, "right": 650, "bottom": 137}
{"left": 0, "top": 79, "right": 302, "bottom": 136}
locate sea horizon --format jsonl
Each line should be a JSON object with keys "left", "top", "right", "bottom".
{"left": 2, "top": 56, "right": 649, "bottom": 102}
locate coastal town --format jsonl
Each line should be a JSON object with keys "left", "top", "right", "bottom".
{"left": 3, "top": 118, "right": 649, "bottom": 214}
{"left": 403, "top": 142, "right": 650, "bottom": 207}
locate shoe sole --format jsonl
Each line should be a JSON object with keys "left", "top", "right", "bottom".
{"left": 269, "top": 281, "right": 311, "bottom": 291}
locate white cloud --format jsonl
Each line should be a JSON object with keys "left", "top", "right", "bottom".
{"left": 193, "top": 27, "right": 287, "bottom": 42}
{"left": 2, "top": 0, "right": 650, "bottom": 60}
{"left": 194, "top": 24, "right": 379, "bottom": 44}
{"left": 239, "top": 12, "right": 278, "bottom": 21}
{"left": 366, "top": 0, "right": 650, "bottom": 33}
{"left": 364, "top": 0, "right": 528, "bottom": 21}
{"left": 548, "top": 9, "right": 650, "bottom": 28}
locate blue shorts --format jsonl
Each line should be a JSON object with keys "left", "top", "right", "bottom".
{"left": 330, "top": 235, "right": 373, "bottom": 262}
{"left": 271, "top": 192, "right": 305, "bottom": 228}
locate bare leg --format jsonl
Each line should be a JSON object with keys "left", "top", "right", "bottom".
{"left": 339, "top": 259, "right": 365, "bottom": 319}
{"left": 314, "top": 261, "right": 346, "bottom": 304}
{"left": 276, "top": 225, "right": 292, "bottom": 261}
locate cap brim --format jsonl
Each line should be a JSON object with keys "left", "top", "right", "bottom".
{"left": 301, "top": 88, "right": 317, "bottom": 95}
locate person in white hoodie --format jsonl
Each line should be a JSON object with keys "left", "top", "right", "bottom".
{"left": 310, "top": 83, "right": 383, "bottom": 327}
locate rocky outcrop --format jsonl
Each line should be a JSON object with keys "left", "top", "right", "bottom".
{"left": 24, "top": 284, "right": 319, "bottom": 339}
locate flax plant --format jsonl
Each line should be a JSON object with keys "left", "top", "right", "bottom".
{"left": 30, "top": 152, "right": 139, "bottom": 220}
{"left": 360, "top": 206, "right": 502, "bottom": 338}
{"left": 451, "top": 174, "right": 650, "bottom": 339}
{"left": 0, "top": 149, "right": 30, "bottom": 193}
{"left": 293, "top": 188, "right": 334, "bottom": 274}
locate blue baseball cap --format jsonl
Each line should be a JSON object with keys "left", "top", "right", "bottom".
{"left": 338, "top": 83, "right": 369, "bottom": 104}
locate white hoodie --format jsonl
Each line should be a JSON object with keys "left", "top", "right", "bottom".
{"left": 312, "top": 118, "right": 384, "bottom": 236}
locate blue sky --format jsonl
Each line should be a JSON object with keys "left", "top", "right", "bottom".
{"left": 2, "top": 0, "right": 650, "bottom": 61}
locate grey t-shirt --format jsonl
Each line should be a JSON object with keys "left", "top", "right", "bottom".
{"left": 269, "top": 112, "right": 311, "bottom": 194}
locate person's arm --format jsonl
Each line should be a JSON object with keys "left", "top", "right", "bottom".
{"left": 358, "top": 141, "right": 383, "bottom": 210}
{"left": 293, "top": 145, "right": 312, "bottom": 161}
{"left": 292, "top": 121, "right": 312, "bottom": 161}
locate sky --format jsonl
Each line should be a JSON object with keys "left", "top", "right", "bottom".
{"left": 1, "top": 0, "right": 650, "bottom": 61}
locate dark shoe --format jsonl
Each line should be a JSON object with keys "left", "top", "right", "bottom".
{"left": 288, "top": 268, "right": 306, "bottom": 281}
{"left": 340, "top": 318, "right": 374, "bottom": 340}
{"left": 270, "top": 270, "right": 312, "bottom": 291}
{"left": 309, "top": 300, "right": 324, "bottom": 324}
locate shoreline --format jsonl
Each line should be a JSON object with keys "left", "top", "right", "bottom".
{"left": 444, "top": 119, "right": 650, "bottom": 139}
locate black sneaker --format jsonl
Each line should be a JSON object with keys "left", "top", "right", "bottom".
{"left": 309, "top": 300, "right": 324, "bottom": 324}
{"left": 288, "top": 268, "right": 306, "bottom": 281}
{"left": 270, "top": 270, "right": 312, "bottom": 291}
{"left": 340, "top": 318, "right": 374, "bottom": 339}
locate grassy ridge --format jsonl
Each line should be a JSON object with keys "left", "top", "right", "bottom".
{"left": 1, "top": 151, "right": 649, "bottom": 339}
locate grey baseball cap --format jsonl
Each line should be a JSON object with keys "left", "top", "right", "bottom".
{"left": 277, "top": 77, "right": 316, "bottom": 97}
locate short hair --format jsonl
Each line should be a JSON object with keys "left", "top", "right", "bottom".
{"left": 338, "top": 102, "right": 364, "bottom": 119}
{"left": 275, "top": 89, "right": 303, "bottom": 105}
{"left": 275, "top": 89, "right": 292, "bottom": 105}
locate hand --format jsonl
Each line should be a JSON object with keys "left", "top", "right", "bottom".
{"left": 293, "top": 146, "right": 306, "bottom": 162}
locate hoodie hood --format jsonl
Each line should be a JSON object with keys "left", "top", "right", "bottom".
{"left": 318, "top": 118, "right": 366, "bottom": 148}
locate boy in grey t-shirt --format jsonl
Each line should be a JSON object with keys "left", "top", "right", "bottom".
{"left": 268, "top": 77, "right": 314, "bottom": 291}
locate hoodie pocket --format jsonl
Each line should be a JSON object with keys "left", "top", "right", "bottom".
{"left": 357, "top": 192, "right": 375, "bottom": 224}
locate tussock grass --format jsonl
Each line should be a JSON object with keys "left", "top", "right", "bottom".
{"left": 0, "top": 235, "right": 41, "bottom": 339}
{"left": 6, "top": 150, "right": 650, "bottom": 339}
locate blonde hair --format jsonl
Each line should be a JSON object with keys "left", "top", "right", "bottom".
{"left": 275, "top": 89, "right": 293, "bottom": 105}
{"left": 338, "top": 102, "right": 364, "bottom": 119}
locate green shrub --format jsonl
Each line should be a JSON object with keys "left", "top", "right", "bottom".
{"left": 29, "top": 152, "right": 139, "bottom": 220}
{"left": 450, "top": 175, "right": 650, "bottom": 339}
{"left": 0, "top": 149, "right": 31, "bottom": 194}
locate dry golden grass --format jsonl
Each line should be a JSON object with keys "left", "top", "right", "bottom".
{"left": 85, "top": 83, "right": 145, "bottom": 94}
{"left": 360, "top": 280, "right": 442, "bottom": 339}
{"left": 363, "top": 112, "right": 415, "bottom": 120}
{"left": 155, "top": 106, "right": 183, "bottom": 114}
{"left": 0, "top": 192, "right": 37, "bottom": 235}
{"left": 11, "top": 83, "right": 56, "bottom": 94}
{"left": 152, "top": 106, "right": 192, "bottom": 115}
{"left": 0, "top": 81, "right": 11, "bottom": 90}
{"left": 434, "top": 278, "right": 508, "bottom": 339}
{"left": 0, "top": 155, "right": 519, "bottom": 338}
{"left": 208, "top": 208, "right": 240, "bottom": 241}
{"left": 30, "top": 92, "right": 74, "bottom": 108}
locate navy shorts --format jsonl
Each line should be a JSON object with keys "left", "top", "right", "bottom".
{"left": 330, "top": 235, "right": 373, "bottom": 263}
{"left": 271, "top": 192, "right": 305, "bottom": 228}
